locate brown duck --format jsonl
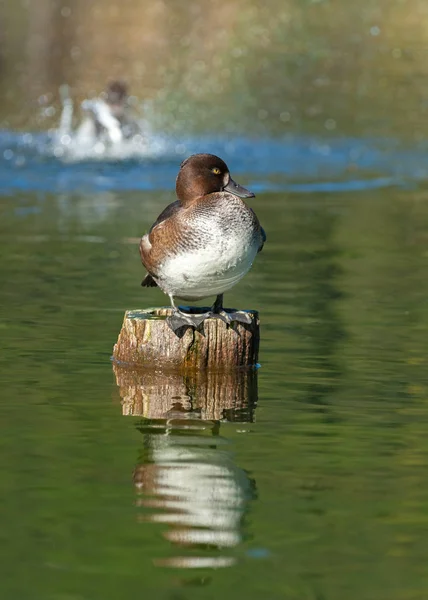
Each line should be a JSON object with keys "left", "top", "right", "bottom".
{"left": 140, "top": 153, "right": 265, "bottom": 332}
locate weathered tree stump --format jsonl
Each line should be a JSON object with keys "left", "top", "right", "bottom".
{"left": 112, "top": 307, "right": 260, "bottom": 371}
{"left": 113, "top": 363, "right": 258, "bottom": 421}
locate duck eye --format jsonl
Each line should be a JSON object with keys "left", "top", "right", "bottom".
{"left": 211, "top": 167, "right": 221, "bottom": 175}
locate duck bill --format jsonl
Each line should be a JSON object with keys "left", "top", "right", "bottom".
{"left": 224, "top": 177, "right": 255, "bottom": 198}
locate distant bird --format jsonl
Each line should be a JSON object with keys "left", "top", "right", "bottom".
{"left": 79, "top": 80, "right": 140, "bottom": 143}
{"left": 59, "top": 80, "right": 140, "bottom": 145}
{"left": 140, "top": 153, "right": 266, "bottom": 333}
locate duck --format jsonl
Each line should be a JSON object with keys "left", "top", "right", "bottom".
{"left": 81, "top": 80, "right": 141, "bottom": 143}
{"left": 139, "top": 153, "right": 266, "bottom": 333}
{"left": 58, "top": 80, "right": 140, "bottom": 146}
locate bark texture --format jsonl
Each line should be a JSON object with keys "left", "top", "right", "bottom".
{"left": 112, "top": 307, "right": 260, "bottom": 371}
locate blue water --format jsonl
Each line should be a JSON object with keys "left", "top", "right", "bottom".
{"left": 1, "top": 129, "right": 427, "bottom": 195}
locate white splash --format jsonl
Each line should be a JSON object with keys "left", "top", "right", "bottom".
{"left": 49, "top": 85, "right": 169, "bottom": 162}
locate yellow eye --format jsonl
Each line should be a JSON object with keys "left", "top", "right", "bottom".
{"left": 212, "top": 167, "right": 221, "bottom": 175}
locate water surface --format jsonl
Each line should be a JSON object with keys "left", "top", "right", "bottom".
{"left": 2, "top": 142, "right": 428, "bottom": 598}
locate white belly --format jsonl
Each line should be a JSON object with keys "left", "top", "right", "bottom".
{"left": 158, "top": 238, "right": 259, "bottom": 300}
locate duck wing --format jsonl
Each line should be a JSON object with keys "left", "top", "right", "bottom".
{"left": 140, "top": 200, "right": 181, "bottom": 287}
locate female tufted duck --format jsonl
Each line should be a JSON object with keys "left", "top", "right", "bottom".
{"left": 139, "top": 153, "right": 266, "bottom": 332}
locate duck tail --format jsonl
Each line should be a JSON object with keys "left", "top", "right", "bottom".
{"left": 141, "top": 274, "right": 158, "bottom": 288}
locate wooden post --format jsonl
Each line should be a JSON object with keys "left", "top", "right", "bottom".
{"left": 112, "top": 307, "right": 260, "bottom": 371}
{"left": 113, "top": 363, "right": 258, "bottom": 421}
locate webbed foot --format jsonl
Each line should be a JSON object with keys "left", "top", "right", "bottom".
{"left": 217, "top": 310, "right": 253, "bottom": 325}
{"left": 167, "top": 308, "right": 212, "bottom": 333}
{"left": 211, "top": 294, "right": 252, "bottom": 326}
{"left": 166, "top": 307, "right": 251, "bottom": 335}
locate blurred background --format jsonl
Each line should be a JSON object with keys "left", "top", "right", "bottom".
{"left": 2, "top": 2, "right": 428, "bottom": 600}
{"left": 2, "top": 0, "right": 428, "bottom": 139}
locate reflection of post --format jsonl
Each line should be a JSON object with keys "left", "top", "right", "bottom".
{"left": 113, "top": 364, "right": 258, "bottom": 421}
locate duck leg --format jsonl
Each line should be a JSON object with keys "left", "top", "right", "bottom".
{"left": 212, "top": 294, "right": 253, "bottom": 325}
{"left": 212, "top": 293, "right": 224, "bottom": 313}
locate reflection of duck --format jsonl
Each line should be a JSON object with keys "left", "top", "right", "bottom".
{"left": 58, "top": 80, "right": 141, "bottom": 147}
{"left": 134, "top": 417, "right": 256, "bottom": 569}
{"left": 114, "top": 365, "right": 258, "bottom": 569}
{"left": 140, "top": 153, "right": 266, "bottom": 333}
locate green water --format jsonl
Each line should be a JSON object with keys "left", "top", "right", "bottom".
{"left": 2, "top": 187, "right": 428, "bottom": 599}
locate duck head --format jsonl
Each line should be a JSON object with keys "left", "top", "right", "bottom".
{"left": 176, "top": 153, "right": 255, "bottom": 205}
{"left": 105, "top": 80, "right": 128, "bottom": 105}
